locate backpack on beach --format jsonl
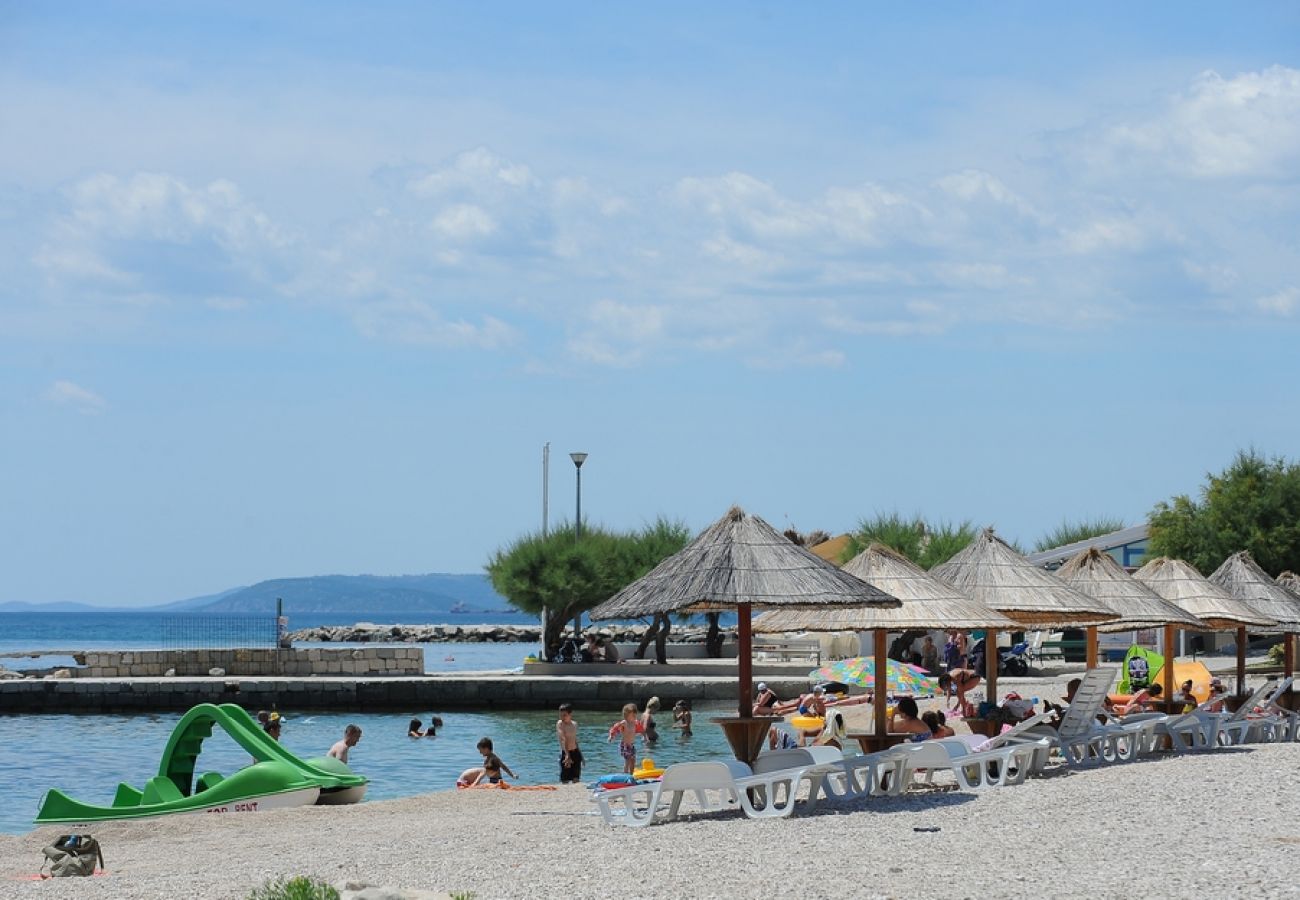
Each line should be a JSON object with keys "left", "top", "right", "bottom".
{"left": 41, "top": 833, "right": 104, "bottom": 877}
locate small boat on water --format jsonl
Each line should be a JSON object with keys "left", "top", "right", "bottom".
{"left": 35, "top": 702, "right": 368, "bottom": 825}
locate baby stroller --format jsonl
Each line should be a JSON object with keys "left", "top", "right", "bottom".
{"left": 552, "top": 638, "right": 581, "bottom": 664}
{"left": 968, "top": 638, "right": 1030, "bottom": 676}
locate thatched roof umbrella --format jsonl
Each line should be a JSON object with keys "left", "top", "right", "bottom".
{"left": 930, "top": 527, "right": 1119, "bottom": 705}
{"left": 1279, "top": 571, "right": 1300, "bottom": 597}
{"left": 1056, "top": 548, "right": 1206, "bottom": 703}
{"left": 1209, "top": 551, "right": 1300, "bottom": 685}
{"left": 753, "top": 542, "right": 1017, "bottom": 749}
{"left": 588, "top": 506, "right": 900, "bottom": 764}
{"left": 1134, "top": 556, "right": 1278, "bottom": 693}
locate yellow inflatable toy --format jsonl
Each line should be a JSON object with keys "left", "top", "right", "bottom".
{"left": 790, "top": 715, "right": 825, "bottom": 732}
{"left": 632, "top": 758, "right": 664, "bottom": 779}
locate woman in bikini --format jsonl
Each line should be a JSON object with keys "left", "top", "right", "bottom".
{"left": 938, "top": 668, "right": 981, "bottom": 717}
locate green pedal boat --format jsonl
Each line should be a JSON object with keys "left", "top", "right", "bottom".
{"left": 36, "top": 703, "right": 368, "bottom": 825}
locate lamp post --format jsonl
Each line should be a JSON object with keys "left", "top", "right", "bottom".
{"left": 570, "top": 452, "right": 588, "bottom": 539}
{"left": 570, "top": 452, "right": 588, "bottom": 638}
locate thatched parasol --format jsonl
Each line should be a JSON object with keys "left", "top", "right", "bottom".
{"left": 930, "top": 528, "right": 1119, "bottom": 629}
{"left": 753, "top": 542, "right": 1015, "bottom": 748}
{"left": 588, "top": 506, "right": 900, "bottom": 763}
{"left": 1208, "top": 552, "right": 1300, "bottom": 632}
{"left": 1133, "top": 557, "right": 1276, "bottom": 631}
{"left": 1279, "top": 571, "right": 1300, "bottom": 597}
{"left": 1056, "top": 548, "right": 1205, "bottom": 702}
{"left": 929, "top": 527, "right": 1118, "bottom": 707}
{"left": 1135, "top": 556, "right": 1278, "bottom": 693}
{"left": 1209, "top": 551, "right": 1300, "bottom": 684}
{"left": 1056, "top": 548, "right": 1204, "bottom": 632}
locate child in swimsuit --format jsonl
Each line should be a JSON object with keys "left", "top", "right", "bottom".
{"left": 609, "top": 703, "right": 641, "bottom": 775}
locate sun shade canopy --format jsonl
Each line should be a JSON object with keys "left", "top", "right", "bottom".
{"left": 754, "top": 542, "right": 1015, "bottom": 633}
{"left": 1133, "top": 557, "right": 1277, "bottom": 631}
{"left": 1055, "top": 547, "right": 1205, "bottom": 632}
{"left": 588, "top": 506, "right": 901, "bottom": 620}
{"left": 928, "top": 527, "right": 1119, "bottom": 630}
{"left": 1208, "top": 551, "right": 1300, "bottom": 634}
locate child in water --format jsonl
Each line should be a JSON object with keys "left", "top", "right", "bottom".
{"left": 671, "top": 699, "right": 693, "bottom": 737}
{"left": 608, "top": 703, "right": 642, "bottom": 775}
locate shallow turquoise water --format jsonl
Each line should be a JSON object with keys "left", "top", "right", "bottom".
{"left": 1, "top": 703, "right": 736, "bottom": 835}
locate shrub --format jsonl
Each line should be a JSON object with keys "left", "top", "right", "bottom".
{"left": 247, "top": 876, "right": 340, "bottom": 900}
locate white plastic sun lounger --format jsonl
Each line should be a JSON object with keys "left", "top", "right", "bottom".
{"left": 592, "top": 760, "right": 749, "bottom": 827}
{"left": 1021, "top": 668, "right": 1141, "bottom": 765}
{"left": 887, "top": 737, "right": 1050, "bottom": 791}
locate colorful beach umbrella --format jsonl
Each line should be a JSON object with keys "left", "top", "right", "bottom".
{"left": 811, "top": 657, "right": 935, "bottom": 695}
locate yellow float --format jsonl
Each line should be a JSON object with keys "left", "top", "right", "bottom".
{"left": 632, "top": 758, "right": 664, "bottom": 779}
{"left": 790, "top": 715, "right": 825, "bottom": 732}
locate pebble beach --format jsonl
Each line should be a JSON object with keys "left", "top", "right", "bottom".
{"left": 4, "top": 712, "right": 1298, "bottom": 899}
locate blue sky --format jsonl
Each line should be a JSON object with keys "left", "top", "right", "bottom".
{"left": 2, "top": 3, "right": 1298, "bottom": 606}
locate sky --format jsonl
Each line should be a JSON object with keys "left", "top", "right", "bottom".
{"left": 2, "top": 3, "right": 1299, "bottom": 607}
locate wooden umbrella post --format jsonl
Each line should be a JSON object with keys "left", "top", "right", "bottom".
{"left": 737, "top": 602, "right": 753, "bottom": 719}
{"left": 1162, "top": 624, "right": 1176, "bottom": 709}
{"left": 873, "top": 629, "right": 888, "bottom": 739}
{"left": 1086, "top": 627, "right": 1099, "bottom": 669}
{"left": 711, "top": 601, "right": 776, "bottom": 768}
{"left": 985, "top": 628, "right": 998, "bottom": 710}
{"left": 1236, "top": 626, "right": 1247, "bottom": 695}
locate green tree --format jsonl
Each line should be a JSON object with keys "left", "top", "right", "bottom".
{"left": 1148, "top": 449, "right": 1300, "bottom": 575}
{"left": 485, "top": 518, "right": 691, "bottom": 659}
{"left": 844, "top": 513, "right": 976, "bottom": 569}
{"left": 1033, "top": 517, "right": 1128, "bottom": 552}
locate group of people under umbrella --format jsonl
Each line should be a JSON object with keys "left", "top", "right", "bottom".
{"left": 588, "top": 506, "right": 1300, "bottom": 765}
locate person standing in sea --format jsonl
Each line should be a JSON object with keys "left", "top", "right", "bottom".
{"left": 556, "top": 703, "right": 583, "bottom": 784}
{"left": 328, "top": 724, "right": 362, "bottom": 764}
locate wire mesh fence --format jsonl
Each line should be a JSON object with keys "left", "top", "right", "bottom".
{"left": 159, "top": 615, "right": 279, "bottom": 650}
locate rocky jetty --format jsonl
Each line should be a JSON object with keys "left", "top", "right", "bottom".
{"left": 287, "top": 622, "right": 734, "bottom": 644}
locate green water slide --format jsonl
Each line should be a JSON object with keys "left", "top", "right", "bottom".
{"left": 36, "top": 703, "right": 367, "bottom": 824}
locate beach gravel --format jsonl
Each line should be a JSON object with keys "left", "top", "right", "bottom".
{"left": 3, "top": 737, "right": 1300, "bottom": 899}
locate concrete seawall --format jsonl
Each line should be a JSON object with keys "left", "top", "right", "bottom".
{"left": 0, "top": 673, "right": 814, "bottom": 713}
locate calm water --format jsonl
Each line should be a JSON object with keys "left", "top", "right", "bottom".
{"left": 0, "top": 704, "right": 735, "bottom": 834}
{"left": 0, "top": 612, "right": 745, "bottom": 835}
{"left": 0, "top": 612, "right": 541, "bottom": 674}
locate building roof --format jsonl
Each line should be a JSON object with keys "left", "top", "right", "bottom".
{"left": 1025, "top": 523, "right": 1150, "bottom": 570}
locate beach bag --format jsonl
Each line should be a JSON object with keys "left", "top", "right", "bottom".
{"left": 41, "top": 834, "right": 104, "bottom": 877}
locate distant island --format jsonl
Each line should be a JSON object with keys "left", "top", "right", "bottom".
{"left": 0, "top": 573, "right": 515, "bottom": 617}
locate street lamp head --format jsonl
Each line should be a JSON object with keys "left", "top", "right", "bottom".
{"left": 570, "top": 452, "right": 588, "bottom": 469}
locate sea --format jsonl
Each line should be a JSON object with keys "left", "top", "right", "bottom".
{"left": 0, "top": 612, "right": 736, "bottom": 835}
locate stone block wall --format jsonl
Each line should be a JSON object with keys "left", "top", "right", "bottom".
{"left": 74, "top": 647, "right": 422, "bottom": 678}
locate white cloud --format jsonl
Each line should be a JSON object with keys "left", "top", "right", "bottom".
{"left": 43, "top": 380, "right": 107, "bottom": 414}
{"left": 432, "top": 204, "right": 497, "bottom": 240}
{"left": 351, "top": 299, "right": 517, "bottom": 349}
{"left": 1257, "top": 287, "right": 1299, "bottom": 317}
{"left": 1096, "top": 66, "right": 1300, "bottom": 179}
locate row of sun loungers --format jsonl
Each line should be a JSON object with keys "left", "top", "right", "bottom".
{"left": 593, "top": 668, "right": 1297, "bottom": 827}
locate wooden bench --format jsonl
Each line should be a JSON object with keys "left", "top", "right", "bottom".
{"left": 753, "top": 638, "right": 821, "bottom": 664}
{"left": 1036, "top": 640, "right": 1086, "bottom": 664}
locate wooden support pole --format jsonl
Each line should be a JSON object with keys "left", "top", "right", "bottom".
{"left": 1285, "top": 633, "right": 1295, "bottom": 681}
{"left": 985, "top": 628, "right": 998, "bottom": 709}
{"left": 1086, "top": 627, "right": 1099, "bottom": 669}
{"left": 1162, "top": 624, "right": 1176, "bottom": 708}
{"left": 1236, "top": 626, "right": 1247, "bottom": 695}
{"left": 737, "top": 602, "right": 753, "bottom": 719}
{"left": 874, "top": 630, "right": 888, "bottom": 738}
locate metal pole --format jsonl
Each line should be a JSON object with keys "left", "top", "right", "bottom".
{"left": 540, "top": 443, "right": 549, "bottom": 658}
{"left": 542, "top": 443, "right": 549, "bottom": 537}
{"left": 569, "top": 452, "right": 588, "bottom": 639}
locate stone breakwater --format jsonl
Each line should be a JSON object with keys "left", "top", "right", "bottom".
{"left": 288, "top": 622, "right": 735, "bottom": 644}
